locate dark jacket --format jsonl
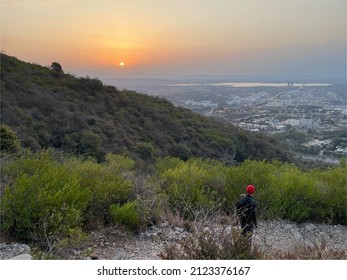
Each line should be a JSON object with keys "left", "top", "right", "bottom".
{"left": 235, "top": 194, "right": 257, "bottom": 234}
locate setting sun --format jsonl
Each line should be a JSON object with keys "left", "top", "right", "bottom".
{"left": 119, "top": 62, "right": 125, "bottom": 66}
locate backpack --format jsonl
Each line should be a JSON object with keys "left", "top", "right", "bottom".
{"left": 235, "top": 194, "right": 246, "bottom": 217}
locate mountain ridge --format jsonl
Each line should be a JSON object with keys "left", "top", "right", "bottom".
{"left": 1, "top": 53, "right": 292, "bottom": 163}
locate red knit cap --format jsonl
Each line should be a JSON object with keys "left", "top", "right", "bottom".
{"left": 246, "top": 185, "right": 255, "bottom": 194}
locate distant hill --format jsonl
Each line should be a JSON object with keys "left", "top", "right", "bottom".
{"left": 1, "top": 53, "right": 292, "bottom": 163}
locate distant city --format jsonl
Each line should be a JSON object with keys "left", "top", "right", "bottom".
{"left": 106, "top": 78, "right": 347, "bottom": 164}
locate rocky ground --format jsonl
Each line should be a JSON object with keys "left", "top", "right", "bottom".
{"left": 0, "top": 243, "right": 32, "bottom": 260}
{"left": 1, "top": 220, "right": 346, "bottom": 260}
{"left": 253, "top": 220, "right": 347, "bottom": 258}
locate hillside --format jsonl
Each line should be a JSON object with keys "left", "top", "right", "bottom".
{"left": 0, "top": 53, "right": 292, "bottom": 163}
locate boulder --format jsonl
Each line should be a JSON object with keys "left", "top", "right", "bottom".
{"left": 10, "top": 253, "right": 32, "bottom": 260}
{"left": 0, "top": 243, "right": 32, "bottom": 260}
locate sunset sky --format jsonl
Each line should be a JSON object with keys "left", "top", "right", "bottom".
{"left": 1, "top": 0, "right": 346, "bottom": 81}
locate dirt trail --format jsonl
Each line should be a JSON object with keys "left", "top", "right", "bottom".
{"left": 65, "top": 220, "right": 347, "bottom": 260}
{"left": 2, "top": 220, "right": 346, "bottom": 260}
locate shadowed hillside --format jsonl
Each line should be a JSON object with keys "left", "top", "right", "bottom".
{"left": 1, "top": 53, "right": 292, "bottom": 163}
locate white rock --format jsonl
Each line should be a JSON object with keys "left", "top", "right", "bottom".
{"left": 158, "top": 222, "right": 169, "bottom": 228}
{"left": 304, "top": 224, "right": 316, "bottom": 232}
{"left": 10, "top": 254, "right": 32, "bottom": 260}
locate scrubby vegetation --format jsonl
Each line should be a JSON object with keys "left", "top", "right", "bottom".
{"left": 156, "top": 157, "right": 346, "bottom": 224}
{"left": 1, "top": 53, "right": 291, "bottom": 164}
{"left": 0, "top": 124, "right": 21, "bottom": 153}
{"left": 159, "top": 225, "right": 263, "bottom": 260}
{"left": 0, "top": 150, "right": 134, "bottom": 251}
{"left": 1, "top": 149, "right": 345, "bottom": 258}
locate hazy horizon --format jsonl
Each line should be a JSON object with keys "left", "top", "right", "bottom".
{"left": 1, "top": 0, "right": 346, "bottom": 83}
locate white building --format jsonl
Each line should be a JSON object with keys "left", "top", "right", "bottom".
{"left": 184, "top": 100, "right": 218, "bottom": 108}
{"left": 299, "top": 118, "right": 316, "bottom": 129}
{"left": 285, "top": 119, "right": 300, "bottom": 127}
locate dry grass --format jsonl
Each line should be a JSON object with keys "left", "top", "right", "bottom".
{"left": 265, "top": 242, "right": 347, "bottom": 260}
{"left": 159, "top": 222, "right": 264, "bottom": 260}
{"left": 158, "top": 214, "right": 347, "bottom": 260}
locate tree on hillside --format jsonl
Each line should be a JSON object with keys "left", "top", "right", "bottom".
{"left": 0, "top": 124, "right": 21, "bottom": 153}
{"left": 50, "top": 62, "right": 63, "bottom": 72}
{"left": 135, "top": 142, "right": 155, "bottom": 160}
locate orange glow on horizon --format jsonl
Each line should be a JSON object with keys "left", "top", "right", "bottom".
{"left": 1, "top": 0, "right": 344, "bottom": 76}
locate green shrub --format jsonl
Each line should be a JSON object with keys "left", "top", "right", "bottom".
{"left": 105, "top": 153, "right": 135, "bottom": 172}
{"left": 155, "top": 157, "right": 182, "bottom": 174}
{"left": 310, "top": 166, "right": 347, "bottom": 224}
{"left": 1, "top": 151, "right": 89, "bottom": 248}
{"left": 109, "top": 201, "right": 140, "bottom": 230}
{"left": 66, "top": 154, "right": 134, "bottom": 227}
{"left": 134, "top": 142, "right": 155, "bottom": 160}
{"left": 275, "top": 170, "right": 316, "bottom": 222}
{"left": 64, "top": 130, "right": 104, "bottom": 160}
{"left": 0, "top": 124, "right": 21, "bottom": 153}
{"left": 157, "top": 158, "right": 227, "bottom": 220}
{"left": 224, "top": 160, "right": 280, "bottom": 213}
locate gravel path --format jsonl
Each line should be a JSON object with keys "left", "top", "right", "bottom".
{"left": 2, "top": 220, "right": 346, "bottom": 260}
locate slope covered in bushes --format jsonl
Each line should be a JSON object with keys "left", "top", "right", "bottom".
{"left": 1, "top": 53, "right": 291, "bottom": 163}
{"left": 1, "top": 150, "right": 345, "bottom": 256}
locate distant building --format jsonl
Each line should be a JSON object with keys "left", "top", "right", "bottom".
{"left": 299, "top": 118, "right": 316, "bottom": 129}
{"left": 226, "top": 99, "right": 241, "bottom": 106}
{"left": 335, "top": 146, "right": 347, "bottom": 154}
{"left": 275, "top": 125, "right": 286, "bottom": 131}
{"left": 184, "top": 99, "right": 218, "bottom": 108}
{"left": 285, "top": 119, "right": 300, "bottom": 127}
{"left": 284, "top": 118, "right": 316, "bottom": 129}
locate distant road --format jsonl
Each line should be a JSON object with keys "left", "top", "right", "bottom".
{"left": 255, "top": 89, "right": 289, "bottom": 105}
{"left": 270, "top": 89, "right": 290, "bottom": 100}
